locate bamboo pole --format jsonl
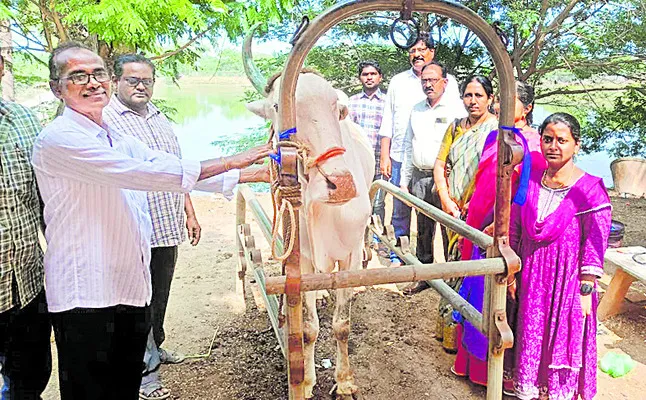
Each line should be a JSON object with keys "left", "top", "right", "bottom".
{"left": 265, "top": 258, "right": 505, "bottom": 294}
{"left": 237, "top": 229, "right": 287, "bottom": 357}
{"left": 370, "top": 225, "right": 487, "bottom": 334}
{"left": 369, "top": 180, "right": 493, "bottom": 250}
{"left": 237, "top": 184, "right": 284, "bottom": 254}
{"left": 235, "top": 192, "right": 247, "bottom": 304}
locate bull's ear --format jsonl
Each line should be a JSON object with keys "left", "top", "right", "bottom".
{"left": 246, "top": 100, "right": 269, "bottom": 119}
{"left": 338, "top": 103, "right": 349, "bottom": 120}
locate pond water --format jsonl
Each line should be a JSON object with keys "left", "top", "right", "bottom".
{"left": 157, "top": 77, "right": 614, "bottom": 187}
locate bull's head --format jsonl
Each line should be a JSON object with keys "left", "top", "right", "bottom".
{"left": 243, "top": 26, "right": 358, "bottom": 205}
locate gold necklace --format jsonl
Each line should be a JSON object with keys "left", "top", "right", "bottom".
{"left": 542, "top": 165, "right": 575, "bottom": 189}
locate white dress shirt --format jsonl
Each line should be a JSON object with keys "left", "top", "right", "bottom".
{"left": 32, "top": 107, "right": 239, "bottom": 312}
{"left": 400, "top": 96, "right": 468, "bottom": 188}
{"left": 378, "top": 68, "right": 461, "bottom": 162}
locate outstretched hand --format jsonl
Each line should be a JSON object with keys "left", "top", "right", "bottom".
{"left": 240, "top": 164, "right": 271, "bottom": 183}
{"left": 228, "top": 144, "right": 274, "bottom": 170}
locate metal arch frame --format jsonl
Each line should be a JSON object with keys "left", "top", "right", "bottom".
{"left": 272, "top": 1, "right": 522, "bottom": 399}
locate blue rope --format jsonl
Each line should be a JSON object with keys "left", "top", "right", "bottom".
{"left": 269, "top": 151, "right": 281, "bottom": 164}
{"left": 270, "top": 128, "right": 297, "bottom": 164}
{"left": 278, "top": 127, "right": 297, "bottom": 140}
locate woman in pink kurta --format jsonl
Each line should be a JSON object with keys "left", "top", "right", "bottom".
{"left": 509, "top": 113, "right": 611, "bottom": 399}
{"left": 453, "top": 82, "right": 546, "bottom": 391}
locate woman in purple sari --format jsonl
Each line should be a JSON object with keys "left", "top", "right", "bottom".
{"left": 509, "top": 113, "right": 611, "bottom": 399}
{"left": 452, "top": 82, "right": 545, "bottom": 391}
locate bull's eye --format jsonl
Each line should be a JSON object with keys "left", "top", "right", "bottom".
{"left": 273, "top": 103, "right": 279, "bottom": 112}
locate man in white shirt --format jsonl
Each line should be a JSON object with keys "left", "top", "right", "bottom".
{"left": 32, "top": 42, "right": 272, "bottom": 399}
{"left": 400, "top": 62, "right": 467, "bottom": 294}
{"left": 378, "top": 33, "right": 460, "bottom": 266}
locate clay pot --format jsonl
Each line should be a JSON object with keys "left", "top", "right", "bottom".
{"left": 610, "top": 157, "right": 646, "bottom": 197}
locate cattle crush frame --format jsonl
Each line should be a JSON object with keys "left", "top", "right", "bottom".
{"left": 234, "top": 0, "right": 523, "bottom": 399}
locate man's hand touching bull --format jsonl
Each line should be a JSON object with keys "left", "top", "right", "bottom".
{"left": 199, "top": 144, "right": 274, "bottom": 182}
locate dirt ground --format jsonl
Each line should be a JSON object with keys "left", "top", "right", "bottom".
{"left": 43, "top": 194, "right": 646, "bottom": 399}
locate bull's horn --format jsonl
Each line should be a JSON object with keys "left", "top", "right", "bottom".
{"left": 243, "top": 23, "right": 268, "bottom": 97}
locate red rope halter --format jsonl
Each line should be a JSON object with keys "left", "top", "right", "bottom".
{"left": 310, "top": 146, "right": 346, "bottom": 168}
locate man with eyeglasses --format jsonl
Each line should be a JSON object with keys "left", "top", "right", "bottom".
{"left": 32, "top": 42, "right": 272, "bottom": 399}
{"left": 399, "top": 61, "right": 466, "bottom": 295}
{"left": 0, "top": 53, "right": 52, "bottom": 399}
{"left": 377, "top": 33, "right": 460, "bottom": 267}
{"left": 102, "top": 53, "right": 196, "bottom": 400}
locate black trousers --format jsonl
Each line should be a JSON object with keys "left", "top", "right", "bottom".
{"left": 410, "top": 168, "right": 448, "bottom": 264}
{"left": 51, "top": 305, "right": 150, "bottom": 400}
{"left": 0, "top": 290, "right": 52, "bottom": 400}
{"left": 150, "top": 246, "right": 178, "bottom": 347}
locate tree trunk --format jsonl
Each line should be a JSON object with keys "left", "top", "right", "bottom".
{"left": 0, "top": 19, "right": 14, "bottom": 101}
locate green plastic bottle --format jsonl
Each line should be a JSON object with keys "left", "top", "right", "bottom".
{"left": 599, "top": 352, "right": 635, "bottom": 378}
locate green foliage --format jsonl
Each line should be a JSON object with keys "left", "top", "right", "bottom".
{"left": 583, "top": 89, "right": 646, "bottom": 158}
{"left": 211, "top": 122, "right": 270, "bottom": 156}
{"left": 12, "top": 52, "right": 48, "bottom": 84}
{"left": 66, "top": 0, "right": 225, "bottom": 53}
{"left": 150, "top": 99, "right": 178, "bottom": 123}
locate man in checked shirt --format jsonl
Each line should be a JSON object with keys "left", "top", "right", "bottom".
{"left": 103, "top": 54, "right": 201, "bottom": 400}
{"left": 347, "top": 60, "right": 387, "bottom": 255}
{"left": 0, "top": 54, "right": 52, "bottom": 398}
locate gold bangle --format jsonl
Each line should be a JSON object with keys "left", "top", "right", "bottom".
{"left": 507, "top": 279, "right": 516, "bottom": 287}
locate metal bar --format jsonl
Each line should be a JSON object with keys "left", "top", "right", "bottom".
{"left": 369, "top": 180, "right": 493, "bottom": 249}
{"left": 238, "top": 230, "right": 286, "bottom": 357}
{"left": 237, "top": 184, "right": 284, "bottom": 255}
{"left": 265, "top": 258, "right": 505, "bottom": 294}
{"left": 370, "top": 225, "right": 486, "bottom": 334}
{"left": 235, "top": 192, "right": 248, "bottom": 304}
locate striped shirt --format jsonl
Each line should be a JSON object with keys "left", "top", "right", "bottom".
{"left": 103, "top": 96, "right": 185, "bottom": 248}
{"left": 32, "top": 107, "right": 239, "bottom": 312}
{"left": 0, "top": 101, "right": 44, "bottom": 312}
{"left": 348, "top": 89, "right": 385, "bottom": 179}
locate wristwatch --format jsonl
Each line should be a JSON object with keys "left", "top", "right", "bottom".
{"left": 580, "top": 283, "right": 594, "bottom": 296}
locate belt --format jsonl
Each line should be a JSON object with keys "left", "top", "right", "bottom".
{"left": 414, "top": 166, "right": 434, "bottom": 173}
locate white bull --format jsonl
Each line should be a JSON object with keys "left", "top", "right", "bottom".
{"left": 244, "top": 39, "right": 374, "bottom": 399}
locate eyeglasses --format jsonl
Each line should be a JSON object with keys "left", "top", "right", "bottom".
{"left": 123, "top": 77, "right": 155, "bottom": 88}
{"left": 408, "top": 46, "right": 429, "bottom": 54}
{"left": 62, "top": 71, "right": 110, "bottom": 85}
{"left": 421, "top": 78, "right": 442, "bottom": 85}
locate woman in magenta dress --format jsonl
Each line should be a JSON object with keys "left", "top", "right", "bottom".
{"left": 452, "top": 82, "right": 546, "bottom": 392}
{"left": 509, "top": 113, "right": 611, "bottom": 399}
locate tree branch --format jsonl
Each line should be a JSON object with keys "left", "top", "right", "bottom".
{"left": 537, "top": 86, "right": 638, "bottom": 100}
{"left": 532, "top": 55, "right": 643, "bottom": 77}
{"left": 150, "top": 22, "right": 218, "bottom": 61}
{"left": 46, "top": 0, "right": 68, "bottom": 41}
{"left": 38, "top": 0, "right": 53, "bottom": 51}
{"left": 16, "top": 48, "right": 48, "bottom": 67}
{"left": 525, "top": 0, "right": 550, "bottom": 79}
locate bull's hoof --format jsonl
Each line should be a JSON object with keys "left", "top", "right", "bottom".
{"left": 335, "top": 392, "right": 361, "bottom": 400}
{"left": 333, "top": 382, "right": 360, "bottom": 400}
